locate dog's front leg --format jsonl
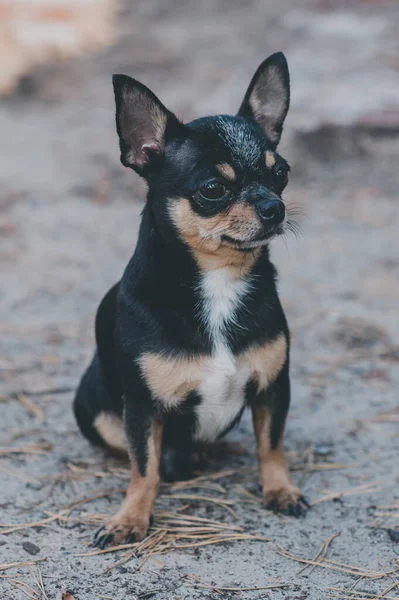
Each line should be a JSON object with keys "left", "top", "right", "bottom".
{"left": 94, "top": 392, "right": 162, "bottom": 548}
{"left": 251, "top": 367, "right": 309, "bottom": 517}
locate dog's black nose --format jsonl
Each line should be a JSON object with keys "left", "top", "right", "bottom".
{"left": 256, "top": 199, "right": 285, "bottom": 222}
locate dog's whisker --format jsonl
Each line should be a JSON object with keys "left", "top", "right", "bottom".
{"left": 285, "top": 219, "right": 303, "bottom": 240}
{"left": 286, "top": 205, "right": 306, "bottom": 218}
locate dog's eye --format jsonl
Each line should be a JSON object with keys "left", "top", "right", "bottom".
{"left": 199, "top": 181, "right": 226, "bottom": 200}
{"left": 274, "top": 168, "right": 288, "bottom": 186}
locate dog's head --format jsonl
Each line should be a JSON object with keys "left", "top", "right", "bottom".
{"left": 113, "top": 52, "right": 293, "bottom": 255}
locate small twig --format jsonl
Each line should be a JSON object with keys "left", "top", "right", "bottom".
{"left": 165, "top": 493, "right": 237, "bottom": 516}
{"left": 183, "top": 574, "right": 290, "bottom": 593}
{"left": 298, "top": 532, "right": 340, "bottom": 575}
{"left": 274, "top": 544, "right": 396, "bottom": 579}
{"left": 21, "top": 387, "right": 75, "bottom": 398}
{"left": 0, "top": 443, "right": 52, "bottom": 457}
{"left": 35, "top": 566, "right": 48, "bottom": 600}
{"left": 0, "top": 559, "right": 46, "bottom": 572}
{"left": 78, "top": 543, "right": 139, "bottom": 557}
{"left": 171, "top": 533, "right": 270, "bottom": 549}
{"left": 375, "top": 581, "right": 399, "bottom": 599}
{"left": 325, "top": 586, "right": 391, "bottom": 598}
{"left": 11, "top": 583, "right": 38, "bottom": 600}
{"left": 311, "top": 481, "right": 383, "bottom": 506}
{"left": 0, "top": 464, "right": 39, "bottom": 484}
{"left": 17, "top": 394, "right": 44, "bottom": 422}
{"left": 3, "top": 577, "right": 41, "bottom": 600}
{"left": 0, "top": 511, "right": 68, "bottom": 535}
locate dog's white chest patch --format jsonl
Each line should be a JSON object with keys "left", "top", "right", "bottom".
{"left": 195, "top": 269, "right": 252, "bottom": 441}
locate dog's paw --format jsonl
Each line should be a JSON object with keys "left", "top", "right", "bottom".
{"left": 93, "top": 513, "right": 152, "bottom": 548}
{"left": 263, "top": 485, "right": 310, "bottom": 517}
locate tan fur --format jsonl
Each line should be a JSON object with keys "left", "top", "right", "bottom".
{"left": 98, "top": 421, "right": 163, "bottom": 544}
{"left": 94, "top": 412, "right": 127, "bottom": 452}
{"left": 216, "top": 162, "right": 236, "bottom": 181}
{"left": 265, "top": 150, "right": 276, "bottom": 169}
{"left": 227, "top": 201, "right": 259, "bottom": 239}
{"left": 139, "top": 334, "right": 286, "bottom": 407}
{"left": 238, "top": 334, "right": 287, "bottom": 391}
{"left": 138, "top": 352, "right": 207, "bottom": 406}
{"left": 169, "top": 197, "right": 261, "bottom": 274}
{"left": 193, "top": 247, "right": 259, "bottom": 274}
{"left": 252, "top": 404, "right": 301, "bottom": 510}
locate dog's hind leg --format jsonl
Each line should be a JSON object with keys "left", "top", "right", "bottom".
{"left": 74, "top": 283, "right": 126, "bottom": 453}
{"left": 73, "top": 353, "right": 127, "bottom": 453}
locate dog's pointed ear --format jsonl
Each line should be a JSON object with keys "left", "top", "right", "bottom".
{"left": 238, "top": 52, "right": 290, "bottom": 147}
{"left": 113, "top": 74, "right": 182, "bottom": 174}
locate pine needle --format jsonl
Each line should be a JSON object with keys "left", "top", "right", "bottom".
{"left": 312, "top": 481, "right": 383, "bottom": 506}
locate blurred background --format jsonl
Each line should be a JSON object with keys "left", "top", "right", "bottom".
{"left": 0, "top": 1, "right": 398, "bottom": 599}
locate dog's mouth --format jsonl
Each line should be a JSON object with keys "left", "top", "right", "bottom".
{"left": 221, "top": 224, "right": 285, "bottom": 250}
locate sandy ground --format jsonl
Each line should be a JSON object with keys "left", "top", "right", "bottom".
{"left": 1, "top": 1, "right": 399, "bottom": 598}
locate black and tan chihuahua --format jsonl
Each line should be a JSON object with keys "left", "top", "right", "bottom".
{"left": 74, "top": 52, "right": 309, "bottom": 548}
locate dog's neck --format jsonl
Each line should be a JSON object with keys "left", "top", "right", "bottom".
{"left": 127, "top": 202, "right": 271, "bottom": 302}
{"left": 121, "top": 203, "right": 279, "bottom": 352}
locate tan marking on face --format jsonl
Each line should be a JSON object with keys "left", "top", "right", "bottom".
{"left": 94, "top": 412, "right": 127, "bottom": 453}
{"left": 265, "top": 151, "right": 276, "bottom": 169}
{"left": 139, "top": 352, "right": 209, "bottom": 405}
{"left": 238, "top": 334, "right": 287, "bottom": 391}
{"left": 252, "top": 405, "right": 301, "bottom": 510}
{"left": 216, "top": 162, "right": 236, "bottom": 181}
{"left": 227, "top": 201, "right": 258, "bottom": 235}
{"left": 99, "top": 421, "right": 163, "bottom": 544}
{"left": 169, "top": 197, "right": 262, "bottom": 275}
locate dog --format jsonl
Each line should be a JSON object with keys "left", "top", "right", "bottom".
{"left": 73, "top": 51, "right": 308, "bottom": 549}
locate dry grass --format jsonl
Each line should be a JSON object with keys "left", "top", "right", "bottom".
{"left": 0, "top": 443, "right": 52, "bottom": 457}
{"left": 17, "top": 394, "right": 44, "bottom": 422}
{"left": 0, "top": 463, "right": 40, "bottom": 484}
{"left": 0, "top": 559, "right": 46, "bottom": 573}
{"left": 30, "top": 566, "right": 48, "bottom": 600}
{"left": 0, "top": 576, "right": 41, "bottom": 600}
{"left": 0, "top": 444, "right": 394, "bottom": 586}
{"left": 364, "top": 410, "right": 399, "bottom": 425}
{"left": 182, "top": 574, "right": 291, "bottom": 594}
{"left": 297, "top": 532, "right": 341, "bottom": 575}
{"left": 79, "top": 510, "right": 270, "bottom": 573}
{"left": 311, "top": 481, "right": 383, "bottom": 506}
{"left": 0, "top": 480, "right": 270, "bottom": 572}
{"left": 369, "top": 502, "right": 399, "bottom": 532}
{"left": 0, "top": 447, "right": 355, "bottom": 492}
{"left": 0, "top": 565, "right": 48, "bottom": 599}
{"left": 164, "top": 493, "right": 237, "bottom": 516}
{"left": 0, "top": 488, "right": 124, "bottom": 534}
{"left": 286, "top": 447, "right": 355, "bottom": 474}
{"left": 324, "top": 582, "right": 399, "bottom": 600}
{"left": 274, "top": 542, "right": 398, "bottom": 580}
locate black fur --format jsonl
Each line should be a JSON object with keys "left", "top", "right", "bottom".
{"left": 74, "top": 52, "right": 295, "bottom": 484}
